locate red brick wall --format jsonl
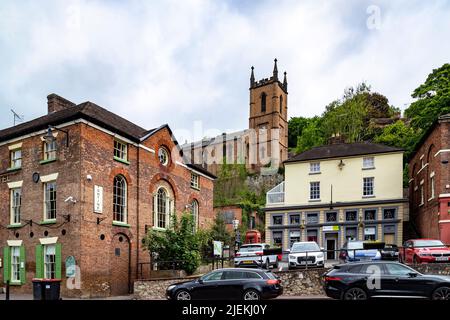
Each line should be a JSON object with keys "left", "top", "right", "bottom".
{"left": 408, "top": 120, "right": 450, "bottom": 242}
{"left": 0, "top": 122, "right": 214, "bottom": 297}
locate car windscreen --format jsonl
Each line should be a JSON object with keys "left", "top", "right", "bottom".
{"left": 238, "top": 245, "right": 263, "bottom": 253}
{"left": 414, "top": 240, "right": 446, "bottom": 248}
{"left": 347, "top": 242, "right": 364, "bottom": 250}
{"left": 291, "top": 243, "right": 320, "bottom": 252}
{"left": 265, "top": 272, "right": 277, "bottom": 280}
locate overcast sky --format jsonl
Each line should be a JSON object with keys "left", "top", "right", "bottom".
{"left": 0, "top": 0, "right": 449, "bottom": 143}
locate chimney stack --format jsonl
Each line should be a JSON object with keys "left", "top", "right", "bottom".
{"left": 47, "top": 94, "right": 76, "bottom": 114}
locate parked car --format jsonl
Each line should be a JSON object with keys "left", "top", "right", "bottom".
{"left": 399, "top": 239, "right": 450, "bottom": 264}
{"left": 287, "top": 241, "right": 324, "bottom": 269}
{"left": 339, "top": 240, "right": 382, "bottom": 263}
{"left": 381, "top": 244, "right": 399, "bottom": 261}
{"left": 323, "top": 261, "right": 450, "bottom": 300}
{"left": 234, "top": 243, "right": 281, "bottom": 269}
{"left": 166, "top": 268, "right": 283, "bottom": 300}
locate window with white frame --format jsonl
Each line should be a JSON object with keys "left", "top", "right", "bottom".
{"left": 44, "top": 244, "right": 56, "bottom": 279}
{"left": 420, "top": 184, "right": 424, "bottom": 206}
{"left": 10, "top": 188, "right": 22, "bottom": 225}
{"left": 113, "top": 175, "right": 127, "bottom": 223}
{"left": 114, "top": 140, "right": 128, "bottom": 161}
{"left": 310, "top": 162, "right": 320, "bottom": 173}
{"left": 44, "top": 182, "right": 57, "bottom": 220}
{"left": 190, "top": 173, "right": 200, "bottom": 190}
{"left": 11, "top": 246, "right": 21, "bottom": 283}
{"left": 155, "top": 187, "right": 172, "bottom": 229}
{"left": 430, "top": 174, "right": 435, "bottom": 200}
{"left": 363, "top": 177, "right": 374, "bottom": 196}
{"left": 158, "top": 147, "right": 170, "bottom": 166}
{"left": 191, "top": 199, "right": 199, "bottom": 231}
{"left": 43, "top": 140, "right": 57, "bottom": 161}
{"left": 363, "top": 157, "right": 375, "bottom": 169}
{"left": 310, "top": 182, "right": 320, "bottom": 200}
{"left": 10, "top": 149, "right": 22, "bottom": 169}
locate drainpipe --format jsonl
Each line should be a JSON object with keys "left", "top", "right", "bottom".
{"left": 135, "top": 142, "right": 141, "bottom": 288}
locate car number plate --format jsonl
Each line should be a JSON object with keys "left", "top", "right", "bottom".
{"left": 436, "top": 256, "right": 449, "bottom": 261}
{"left": 243, "top": 260, "right": 253, "bottom": 264}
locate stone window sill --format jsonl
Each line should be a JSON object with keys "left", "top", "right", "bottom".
{"left": 39, "top": 219, "right": 57, "bottom": 225}
{"left": 308, "top": 199, "right": 321, "bottom": 202}
{"left": 112, "top": 221, "right": 131, "bottom": 228}
{"left": 362, "top": 167, "right": 375, "bottom": 170}
{"left": 7, "top": 224, "right": 22, "bottom": 229}
{"left": 114, "top": 156, "right": 130, "bottom": 165}
{"left": 362, "top": 195, "right": 375, "bottom": 198}
{"left": 7, "top": 167, "right": 21, "bottom": 172}
{"left": 40, "top": 159, "right": 57, "bottom": 165}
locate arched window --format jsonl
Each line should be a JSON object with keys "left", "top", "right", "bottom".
{"left": 113, "top": 175, "right": 127, "bottom": 223}
{"left": 261, "top": 92, "right": 267, "bottom": 112}
{"left": 155, "top": 187, "right": 172, "bottom": 229}
{"left": 427, "top": 145, "right": 435, "bottom": 199}
{"left": 191, "top": 200, "right": 199, "bottom": 231}
{"left": 279, "top": 95, "right": 283, "bottom": 113}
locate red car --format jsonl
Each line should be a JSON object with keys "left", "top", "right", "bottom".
{"left": 399, "top": 239, "right": 450, "bottom": 264}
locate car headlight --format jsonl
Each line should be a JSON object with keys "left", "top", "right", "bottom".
{"left": 419, "top": 252, "right": 431, "bottom": 256}
{"left": 167, "top": 285, "right": 176, "bottom": 291}
{"left": 289, "top": 255, "right": 295, "bottom": 260}
{"left": 317, "top": 253, "right": 324, "bottom": 259}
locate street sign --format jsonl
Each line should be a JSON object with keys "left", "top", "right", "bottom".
{"left": 213, "top": 241, "right": 223, "bottom": 257}
{"left": 94, "top": 185, "right": 103, "bottom": 213}
{"left": 323, "top": 225, "right": 339, "bottom": 231}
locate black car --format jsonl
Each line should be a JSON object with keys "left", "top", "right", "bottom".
{"left": 323, "top": 261, "right": 450, "bottom": 300}
{"left": 381, "top": 244, "right": 399, "bottom": 261}
{"left": 166, "top": 268, "right": 283, "bottom": 300}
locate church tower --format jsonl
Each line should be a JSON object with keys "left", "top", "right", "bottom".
{"left": 248, "top": 59, "right": 288, "bottom": 171}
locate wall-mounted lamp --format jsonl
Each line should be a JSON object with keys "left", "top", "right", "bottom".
{"left": 44, "top": 125, "right": 69, "bottom": 147}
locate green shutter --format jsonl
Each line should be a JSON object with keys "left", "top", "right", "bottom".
{"left": 3, "top": 247, "right": 11, "bottom": 284}
{"left": 55, "top": 243, "right": 62, "bottom": 279}
{"left": 20, "top": 245, "right": 26, "bottom": 285}
{"left": 35, "top": 245, "right": 43, "bottom": 279}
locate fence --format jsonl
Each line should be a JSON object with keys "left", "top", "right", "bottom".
{"left": 136, "top": 243, "right": 450, "bottom": 279}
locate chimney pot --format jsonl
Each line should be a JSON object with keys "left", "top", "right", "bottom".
{"left": 47, "top": 94, "right": 76, "bottom": 114}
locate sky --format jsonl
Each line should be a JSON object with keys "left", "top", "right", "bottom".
{"left": 0, "top": 0, "right": 449, "bottom": 143}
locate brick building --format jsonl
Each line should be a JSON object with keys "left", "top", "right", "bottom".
{"left": 408, "top": 114, "right": 450, "bottom": 243}
{"left": 0, "top": 94, "right": 215, "bottom": 298}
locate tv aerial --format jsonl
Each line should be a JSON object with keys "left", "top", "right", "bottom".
{"left": 11, "top": 109, "right": 24, "bottom": 126}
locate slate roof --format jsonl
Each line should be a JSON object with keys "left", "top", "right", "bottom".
{"left": 284, "top": 142, "right": 403, "bottom": 163}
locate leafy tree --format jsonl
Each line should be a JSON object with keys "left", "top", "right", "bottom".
{"left": 295, "top": 116, "right": 325, "bottom": 153}
{"left": 143, "top": 212, "right": 201, "bottom": 274}
{"left": 374, "top": 120, "right": 419, "bottom": 158}
{"left": 405, "top": 63, "right": 450, "bottom": 132}
{"left": 288, "top": 117, "right": 311, "bottom": 149}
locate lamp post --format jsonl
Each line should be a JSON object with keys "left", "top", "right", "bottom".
{"left": 44, "top": 125, "right": 69, "bottom": 147}
{"left": 232, "top": 219, "right": 240, "bottom": 253}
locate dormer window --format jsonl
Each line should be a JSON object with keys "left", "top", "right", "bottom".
{"left": 114, "top": 139, "right": 128, "bottom": 162}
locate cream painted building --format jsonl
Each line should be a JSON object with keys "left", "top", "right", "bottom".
{"left": 264, "top": 142, "right": 408, "bottom": 258}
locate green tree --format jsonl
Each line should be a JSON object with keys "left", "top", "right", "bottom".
{"left": 143, "top": 212, "right": 201, "bottom": 274}
{"left": 295, "top": 116, "right": 325, "bottom": 153}
{"left": 288, "top": 117, "right": 311, "bottom": 149}
{"left": 405, "top": 63, "right": 450, "bottom": 132}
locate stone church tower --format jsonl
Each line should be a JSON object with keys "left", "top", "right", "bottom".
{"left": 247, "top": 59, "right": 288, "bottom": 172}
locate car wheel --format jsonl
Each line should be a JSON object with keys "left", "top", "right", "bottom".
{"left": 432, "top": 287, "right": 450, "bottom": 300}
{"left": 243, "top": 289, "right": 261, "bottom": 301}
{"left": 175, "top": 289, "right": 192, "bottom": 301}
{"left": 343, "top": 287, "right": 368, "bottom": 300}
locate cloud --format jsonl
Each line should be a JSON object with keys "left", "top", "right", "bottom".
{"left": 0, "top": 0, "right": 449, "bottom": 144}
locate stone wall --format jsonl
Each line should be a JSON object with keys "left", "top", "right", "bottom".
{"left": 134, "top": 263, "right": 450, "bottom": 300}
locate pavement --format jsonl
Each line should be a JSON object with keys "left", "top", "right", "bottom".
{"left": 0, "top": 293, "right": 134, "bottom": 300}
